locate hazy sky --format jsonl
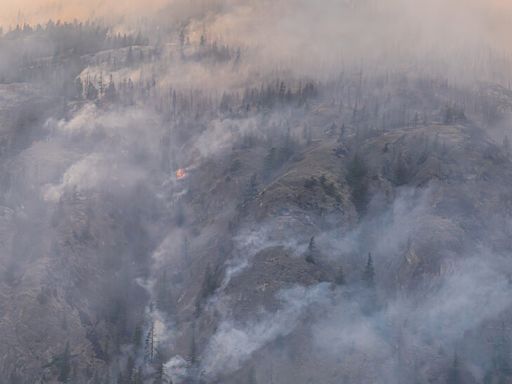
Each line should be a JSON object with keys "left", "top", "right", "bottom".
{"left": 2, "top": 0, "right": 512, "bottom": 27}
{"left": 2, "top": 0, "right": 511, "bottom": 77}
{"left": 1, "top": 0, "right": 170, "bottom": 26}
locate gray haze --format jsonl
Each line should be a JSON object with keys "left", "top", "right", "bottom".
{"left": 0, "top": 1, "right": 512, "bottom": 384}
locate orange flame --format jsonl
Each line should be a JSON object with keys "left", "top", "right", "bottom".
{"left": 176, "top": 168, "right": 187, "bottom": 180}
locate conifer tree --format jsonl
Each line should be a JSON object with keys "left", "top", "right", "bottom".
{"left": 153, "top": 359, "right": 165, "bottom": 384}
{"left": 244, "top": 173, "right": 259, "bottom": 202}
{"left": 86, "top": 78, "right": 99, "bottom": 100}
{"left": 133, "top": 324, "right": 142, "bottom": 349}
{"left": 306, "top": 236, "right": 317, "bottom": 264}
{"left": 362, "top": 252, "right": 375, "bottom": 288}
{"left": 447, "top": 355, "right": 462, "bottom": 384}
{"left": 346, "top": 153, "right": 369, "bottom": 215}
{"left": 58, "top": 342, "right": 71, "bottom": 383}
{"left": 75, "top": 77, "right": 83, "bottom": 99}
{"left": 145, "top": 322, "right": 155, "bottom": 362}
{"left": 263, "top": 147, "right": 277, "bottom": 179}
{"left": 104, "top": 74, "right": 117, "bottom": 101}
{"left": 196, "top": 264, "right": 219, "bottom": 315}
{"left": 335, "top": 265, "right": 346, "bottom": 286}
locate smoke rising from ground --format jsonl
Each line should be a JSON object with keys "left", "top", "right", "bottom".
{"left": 1, "top": 0, "right": 512, "bottom": 383}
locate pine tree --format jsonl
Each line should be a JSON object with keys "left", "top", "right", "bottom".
{"left": 117, "top": 372, "right": 125, "bottom": 384}
{"left": 244, "top": 173, "right": 259, "bottom": 202}
{"left": 181, "top": 236, "right": 190, "bottom": 266}
{"left": 125, "top": 355, "right": 135, "bottom": 383}
{"left": 133, "top": 367, "right": 144, "bottom": 384}
{"left": 86, "top": 79, "right": 99, "bottom": 101}
{"left": 126, "top": 46, "right": 134, "bottom": 66}
{"left": 503, "top": 136, "right": 511, "bottom": 156}
{"left": 156, "top": 270, "right": 175, "bottom": 313}
{"left": 145, "top": 322, "right": 155, "bottom": 362}
{"left": 98, "top": 72, "right": 105, "bottom": 97}
{"left": 133, "top": 324, "right": 142, "bottom": 349}
{"left": 248, "top": 366, "right": 258, "bottom": 384}
{"left": 104, "top": 370, "right": 111, "bottom": 384}
{"left": 9, "top": 371, "right": 23, "bottom": 384}
{"left": 196, "top": 264, "right": 219, "bottom": 315}
{"left": 362, "top": 252, "right": 375, "bottom": 288}
{"left": 335, "top": 265, "right": 346, "bottom": 286}
{"left": 492, "top": 322, "right": 511, "bottom": 380}
{"left": 104, "top": 339, "right": 111, "bottom": 364}
{"left": 447, "top": 355, "right": 462, "bottom": 384}
{"left": 58, "top": 342, "right": 71, "bottom": 383}
{"left": 483, "top": 369, "right": 493, "bottom": 384}
{"left": 306, "top": 236, "right": 317, "bottom": 264}
{"left": 75, "top": 77, "right": 83, "bottom": 99}
{"left": 104, "top": 74, "right": 117, "bottom": 102}
{"left": 179, "top": 28, "right": 186, "bottom": 58}
{"left": 361, "top": 252, "right": 378, "bottom": 315}
{"left": 263, "top": 147, "right": 277, "bottom": 179}
{"left": 153, "top": 351, "right": 169, "bottom": 384}
{"left": 346, "top": 153, "right": 369, "bottom": 215}
{"left": 233, "top": 48, "right": 241, "bottom": 68}
{"left": 394, "top": 153, "right": 409, "bottom": 186}
{"left": 189, "top": 324, "right": 197, "bottom": 365}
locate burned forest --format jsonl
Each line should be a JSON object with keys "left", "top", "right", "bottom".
{"left": 1, "top": 1, "right": 512, "bottom": 383}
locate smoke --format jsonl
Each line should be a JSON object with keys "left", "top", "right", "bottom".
{"left": 176, "top": 182, "right": 512, "bottom": 382}
{"left": 192, "top": 0, "right": 512, "bottom": 81}
{"left": 200, "top": 283, "right": 332, "bottom": 378}
{"left": 40, "top": 104, "right": 164, "bottom": 203}
{"left": 2, "top": 0, "right": 512, "bottom": 382}
{"left": 311, "top": 253, "right": 512, "bottom": 383}
{"left": 4, "top": 0, "right": 512, "bottom": 81}
{"left": 1, "top": 0, "right": 170, "bottom": 27}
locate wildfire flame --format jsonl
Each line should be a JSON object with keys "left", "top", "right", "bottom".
{"left": 176, "top": 168, "right": 187, "bottom": 180}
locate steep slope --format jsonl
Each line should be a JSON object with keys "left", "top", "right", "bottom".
{"left": 158, "top": 108, "right": 512, "bottom": 384}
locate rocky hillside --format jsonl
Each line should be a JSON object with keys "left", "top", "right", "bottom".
{"left": 1, "top": 19, "right": 512, "bottom": 384}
